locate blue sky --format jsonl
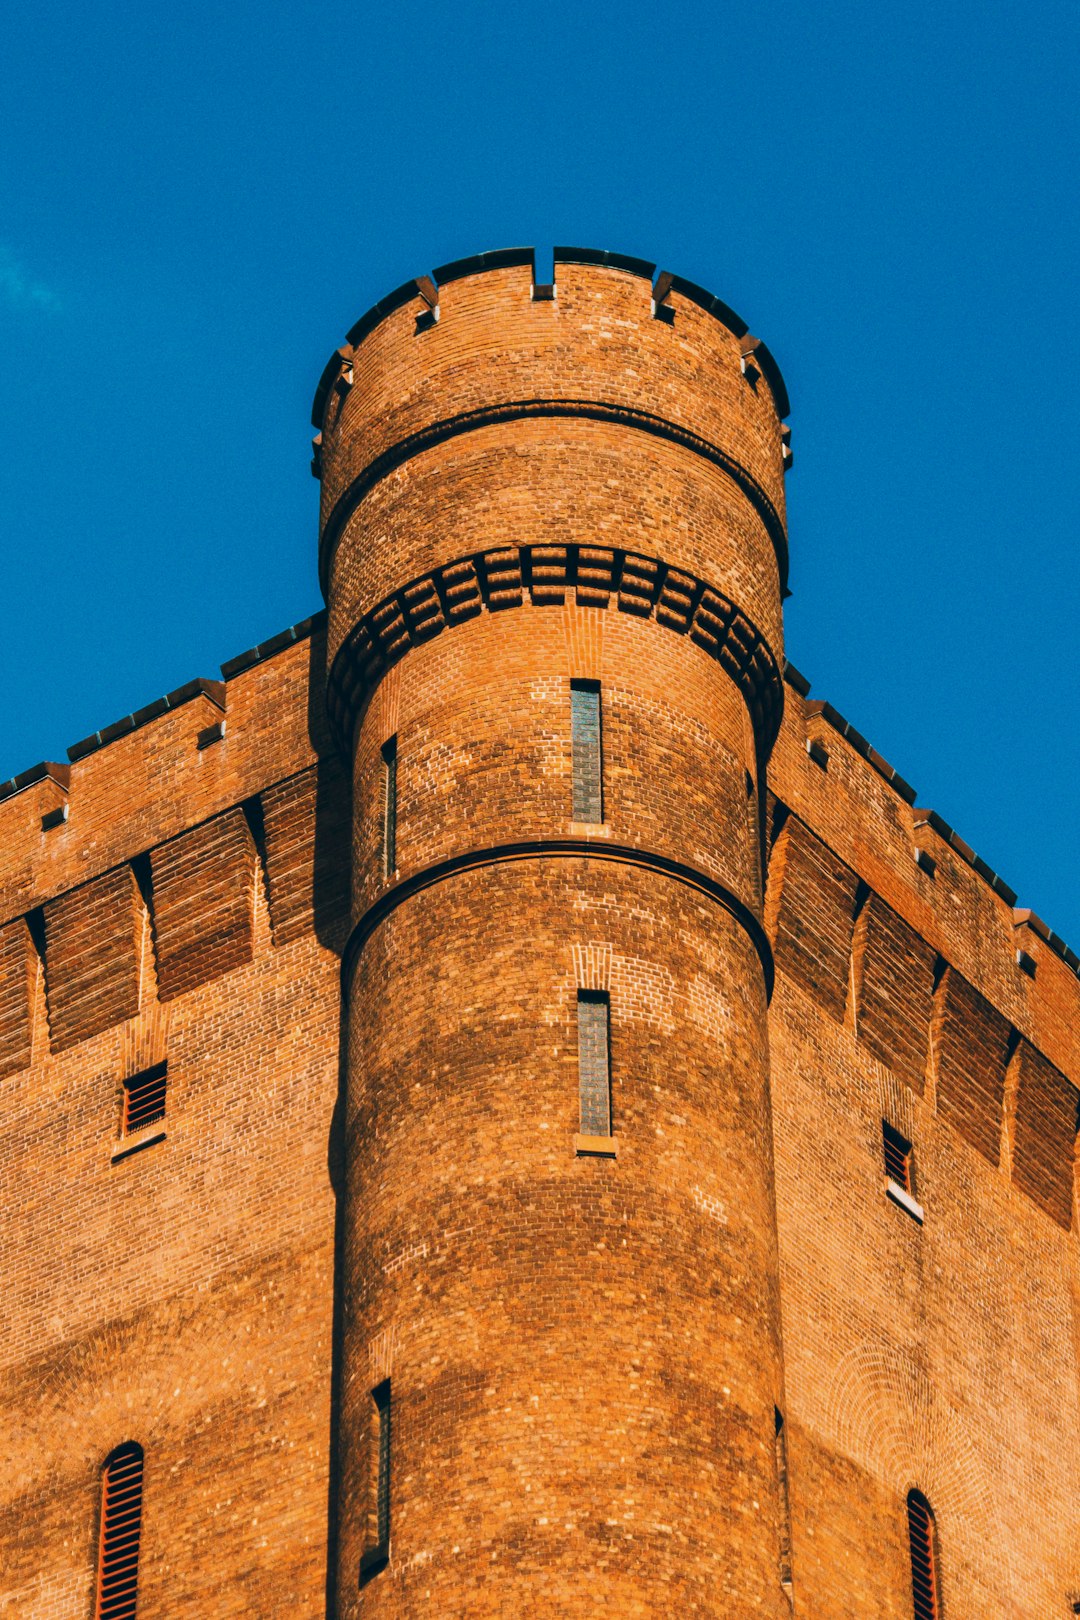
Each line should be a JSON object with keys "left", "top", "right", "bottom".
{"left": 1, "top": 0, "right": 1077, "bottom": 941}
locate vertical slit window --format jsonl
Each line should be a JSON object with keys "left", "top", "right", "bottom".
{"left": 883, "top": 1121, "right": 914, "bottom": 1193}
{"left": 577, "top": 990, "right": 611, "bottom": 1137}
{"left": 122, "top": 1064, "right": 167, "bottom": 1135}
{"left": 907, "top": 1490, "right": 941, "bottom": 1620}
{"left": 95, "top": 1441, "right": 144, "bottom": 1620}
{"left": 570, "top": 680, "right": 602, "bottom": 824}
{"left": 381, "top": 737, "right": 397, "bottom": 878}
{"left": 774, "top": 1408, "right": 793, "bottom": 1595}
{"left": 361, "top": 1379, "right": 392, "bottom": 1581}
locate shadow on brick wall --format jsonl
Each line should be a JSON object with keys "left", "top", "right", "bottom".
{"left": 306, "top": 620, "right": 351, "bottom": 1617}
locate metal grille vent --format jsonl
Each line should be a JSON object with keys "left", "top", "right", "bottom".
{"left": 95, "top": 1442, "right": 144, "bottom": 1619}
{"left": 123, "top": 1065, "right": 167, "bottom": 1135}
{"left": 907, "top": 1490, "right": 940, "bottom": 1620}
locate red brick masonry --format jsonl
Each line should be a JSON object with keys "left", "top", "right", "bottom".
{"left": 0, "top": 250, "right": 1076, "bottom": 1617}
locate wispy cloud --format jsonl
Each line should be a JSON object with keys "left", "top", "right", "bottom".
{"left": 0, "top": 246, "right": 61, "bottom": 314}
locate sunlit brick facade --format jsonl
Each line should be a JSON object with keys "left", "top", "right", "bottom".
{"left": 2, "top": 250, "right": 1077, "bottom": 1617}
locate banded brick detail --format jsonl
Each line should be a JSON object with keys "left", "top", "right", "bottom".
{"left": 327, "top": 544, "right": 782, "bottom": 754}
{"left": 933, "top": 968, "right": 1012, "bottom": 1166}
{"left": 1011, "top": 1041, "right": 1079, "bottom": 1230}
{"left": 42, "top": 866, "right": 142, "bottom": 1052}
{"left": 766, "top": 815, "right": 859, "bottom": 1020}
{"left": 0, "top": 919, "right": 36, "bottom": 1079}
{"left": 260, "top": 762, "right": 350, "bottom": 948}
{"left": 853, "top": 895, "right": 936, "bottom": 1093}
{"left": 150, "top": 806, "right": 256, "bottom": 1000}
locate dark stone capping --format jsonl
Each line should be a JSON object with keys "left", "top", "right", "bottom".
{"left": 0, "top": 761, "right": 71, "bottom": 805}
{"left": 751, "top": 338, "right": 790, "bottom": 420}
{"left": 1012, "top": 909, "right": 1075, "bottom": 964}
{"left": 806, "top": 700, "right": 917, "bottom": 805}
{"left": 67, "top": 679, "right": 227, "bottom": 763}
{"left": 652, "top": 270, "right": 674, "bottom": 305}
{"left": 326, "top": 543, "right": 784, "bottom": 758}
{"left": 317, "top": 398, "right": 790, "bottom": 597}
{"left": 553, "top": 246, "right": 656, "bottom": 280}
{"left": 220, "top": 612, "right": 324, "bottom": 679}
{"left": 950, "top": 831, "right": 976, "bottom": 864}
{"left": 665, "top": 275, "right": 749, "bottom": 340}
{"left": 345, "top": 280, "right": 428, "bottom": 350}
{"left": 1013, "top": 906, "right": 1049, "bottom": 941}
{"left": 783, "top": 660, "right": 811, "bottom": 697}
{"left": 916, "top": 808, "right": 953, "bottom": 841}
{"left": 433, "top": 248, "right": 535, "bottom": 284}
{"left": 311, "top": 345, "right": 354, "bottom": 429}
{"left": 341, "top": 841, "right": 775, "bottom": 1003}
{"left": 311, "top": 253, "right": 782, "bottom": 419}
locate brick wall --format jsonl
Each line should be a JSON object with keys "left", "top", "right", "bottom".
{"left": 1, "top": 252, "right": 1076, "bottom": 1618}
{"left": 0, "top": 632, "right": 349, "bottom": 1618}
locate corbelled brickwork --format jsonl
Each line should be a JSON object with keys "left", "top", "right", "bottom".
{"left": 0, "top": 248, "right": 1076, "bottom": 1618}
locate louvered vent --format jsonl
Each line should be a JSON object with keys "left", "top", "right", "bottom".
{"left": 883, "top": 1121, "right": 913, "bottom": 1192}
{"left": 95, "top": 1442, "right": 144, "bottom": 1619}
{"left": 907, "top": 1489, "right": 940, "bottom": 1620}
{"left": 123, "top": 1064, "right": 167, "bottom": 1134}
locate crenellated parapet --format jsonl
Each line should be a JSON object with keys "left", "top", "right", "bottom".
{"left": 766, "top": 661, "right": 1079, "bottom": 1241}
{"left": 312, "top": 251, "right": 791, "bottom": 690}
{"left": 0, "top": 620, "right": 351, "bottom": 1091}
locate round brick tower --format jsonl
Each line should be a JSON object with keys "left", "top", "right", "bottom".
{"left": 315, "top": 248, "right": 792, "bottom": 1616}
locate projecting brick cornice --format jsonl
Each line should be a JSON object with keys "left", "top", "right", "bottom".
{"left": 317, "top": 398, "right": 790, "bottom": 596}
{"left": 326, "top": 542, "right": 784, "bottom": 752}
{"left": 341, "top": 839, "right": 775, "bottom": 1000}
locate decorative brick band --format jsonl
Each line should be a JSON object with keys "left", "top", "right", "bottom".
{"left": 317, "top": 397, "right": 789, "bottom": 595}
{"left": 326, "top": 543, "right": 784, "bottom": 751}
{"left": 341, "top": 840, "right": 774, "bottom": 1000}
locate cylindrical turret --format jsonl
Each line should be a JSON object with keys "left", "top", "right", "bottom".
{"left": 317, "top": 248, "right": 791, "bottom": 1616}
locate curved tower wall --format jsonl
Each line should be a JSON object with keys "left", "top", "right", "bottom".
{"left": 317, "top": 250, "right": 792, "bottom": 1615}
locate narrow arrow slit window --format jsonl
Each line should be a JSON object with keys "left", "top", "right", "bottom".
{"left": 360, "top": 1378, "right": 392, "bottom": 1582}
{"left": 577, "top": 989, "right": 612, "bottom": 1137}
{"left": 381, "top": 737, "right": 398, "bottom": 878}
{"left": 570, "top": 680, "right": 603, "bottom": 824}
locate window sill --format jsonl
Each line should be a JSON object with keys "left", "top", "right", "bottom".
{"left": 569, "top": 821, "right": 611, "bottom": 838}
{"left": 360, "top": 1544, "right": 389, "bottom": 1584}
{"left": 112, "top": 1127, "right": 166, "bottom": 1164}
{"left": 886, "top": 1179, "right": 924, "bottom": 1223}
{"left": 575, "top": 1134, "right": 618, "bottom": 1159}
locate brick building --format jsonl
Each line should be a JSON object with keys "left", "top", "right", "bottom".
{"left": 1, "top": 248, "right": 1077, "bottom": 1617}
